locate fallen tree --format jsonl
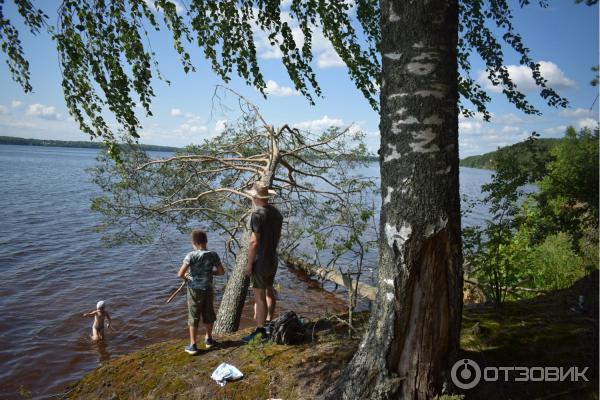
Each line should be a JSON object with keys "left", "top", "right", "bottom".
{"left": 285, "top": 256, "right": 377, "bottom": 301}
{"left": 286, "top": 256, "right": 548, "bottom": 305}
{"left": 91, "top": 88, "right": 375, "bottom": 334}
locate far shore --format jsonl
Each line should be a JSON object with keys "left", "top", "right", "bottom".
{"left": 0, "top": 136, "right": 180, "bottom": 153}
{"left": 1, "top": 135, "right": 498, "bottom": 166}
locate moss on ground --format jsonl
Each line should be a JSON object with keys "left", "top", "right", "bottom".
{"left": 458, "top": 271, "right": 598, "bottom": 399}
{"left": 66, "top": 273, "right": 598, "bottom": 399}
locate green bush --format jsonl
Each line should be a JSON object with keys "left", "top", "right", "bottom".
{"left": 468, "top": 225, "right": 535, "bottom": 304}
{"left": 577, "top": 225, "right": 600, "bottom": 273}
{"left": 468, "top": 227, "right": 593, "bottom": 302}
{"left": 464, "top": 128, "right": 599, "bottom": 305}
{"left": 528, "top": 232, "right": 588, "bottom": 291}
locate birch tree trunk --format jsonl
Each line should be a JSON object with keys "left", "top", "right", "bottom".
{"left": 325, "top": 0, "right": 463, "bottom": 398}
{"left": 213, "top": 147, "right": 280, "bottom": 334}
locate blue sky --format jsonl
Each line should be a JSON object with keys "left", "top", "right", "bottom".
{"left": 0, "top": 0, "right": 598, "bottom": 157}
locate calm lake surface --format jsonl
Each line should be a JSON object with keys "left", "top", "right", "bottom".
{"left": 0, "top": 145, "right": 494, "bottom": 399}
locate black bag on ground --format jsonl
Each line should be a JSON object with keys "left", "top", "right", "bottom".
{"left": 267, "top": 311, "right": 305, "bottom": 345}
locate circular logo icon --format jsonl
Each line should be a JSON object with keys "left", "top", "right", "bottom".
{"left": 451, "top": 359, "right": 481, "bottom": 390}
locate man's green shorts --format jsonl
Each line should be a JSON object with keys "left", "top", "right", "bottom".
{"left": 187, "top": 287, "right": 216, "bottom": 327}
{"left": 251, "top": 267, "right": 277, "bottom": 289}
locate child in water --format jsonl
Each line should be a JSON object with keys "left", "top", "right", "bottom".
{"left": 82, "top": 300, "right": 112, "bottom": 341}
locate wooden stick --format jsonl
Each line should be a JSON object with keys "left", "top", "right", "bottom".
{"left": 166, "top": 280, "right": 186, "bottom": 304}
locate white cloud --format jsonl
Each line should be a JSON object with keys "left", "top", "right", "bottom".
{"left": 477, "top": 61, "right": 576, "bottom": 93}
{"left": 458, "top": 118, "right": 536, "bottom": 157}
{"left": 136, "top": 118, "right": 227, "bottom": 147}
{"left": 180, "top": 124, "right": 207, "bottom": 133}
{"left": 362, "top": 129, "right": 380, "bottom": 153}
{"left": 536, "top": 61, "right": 576, "bottom": 89}
{"left": 577, "top": 117, "right": 598, "bottom": 130}
{"left": 252, "top": 11, "right": 299, "bottom": 60}
{"left": 501, "top": 126, "right": 521, "bottom": 134}
{"left": 491, "top": 113, "right": 524, "bottom": 125}
{"left": 177, "top": 113, "right": 208, "bottom": 134}
{"left": 293, "top": 115, "right": 344, "bottom": 131}
{"left": 136, "top": 116, "right": 228, "bottom": 147}
{"left": 0, "top": 111, "right": 81, "bottom": 140}
{"left": 26, "top": 104, "right": 62, "bottom": 120}
{"left": 139, "top": 119, "right": 208, "bottom": 147}
{"left": 264, "top": 80, "right": 299, "bottom": 97}
{"left": 143, "top": 0, "right": 184, "bottom": 15}
{"left": 542, "top": 125, "right": 567, "bottom": 136}
{"left": 214, "top": 119, "right": 227, "bottom": 135}
{"left": 460, "top": 132, "right": 518, "bottom": 157}
{"left": 0, "top": 105, "right": 7, "bottom": 115}
{"left": 559, "top": 108, "right": 594, "bottom": 118}
{"left": 459, "top": 120, "right": 482, "bottom": 135}
{"left": 289, "top": 116, "right": 376, "bottom": 150}
{"left": 317, "top": 48, "right": 345, "bottom": 68}
{"left": 252, "top": 11, "right": 346, "bottom": 69}
{"left": 459, "top": 112, "right": 485, "bottom": 122}
{"left": 170, "top": 108, "right": 184, "bottom": 117}
{"left": 11, "top": 100, "right": 23, "bottom": 108}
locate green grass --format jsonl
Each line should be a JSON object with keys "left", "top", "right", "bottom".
{"left": 66, "top": 272, "right": 598, "bottom": 399}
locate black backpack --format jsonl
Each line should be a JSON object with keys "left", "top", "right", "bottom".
{"left": 267, "top": 311, "right": 305, "bottom": 345}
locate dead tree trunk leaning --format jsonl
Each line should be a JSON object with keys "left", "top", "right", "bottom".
{"left": 213, "top": 129, "right": 280, "bottom": 335}
{"left": 213, "top": 227, "right": 252, "bottom": 334}
{"left": 325, "top": 0, "right": 463, "bottom": 398}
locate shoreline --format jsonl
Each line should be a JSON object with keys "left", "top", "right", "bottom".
{"left": 64, "top": 272, "right": 598, "bottom": 400}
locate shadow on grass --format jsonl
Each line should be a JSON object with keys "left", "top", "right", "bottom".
{"left": 458, "top": 271, "right": 598, "bottom": 399}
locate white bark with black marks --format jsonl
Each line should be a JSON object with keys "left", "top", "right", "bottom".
{"left": 323, "top": 0, "right": 463, "bottom": 398}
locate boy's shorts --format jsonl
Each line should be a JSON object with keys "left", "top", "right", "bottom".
{"left": 251, "top": 268, "right": 277, "bottom": 289}
{"left": 187, "top": 287, "right": 216, "bottom": 327}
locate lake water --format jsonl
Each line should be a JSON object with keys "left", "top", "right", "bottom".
{"left": 0, "top": 145, "right": 494, "bottom": 399}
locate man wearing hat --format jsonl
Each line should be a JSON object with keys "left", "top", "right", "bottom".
{"left": 242, "top": 181, "right": 283, "bottom": 343}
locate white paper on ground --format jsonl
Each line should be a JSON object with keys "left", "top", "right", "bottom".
{"left": 210, "top": 362, "right": 244, "bottom": 387}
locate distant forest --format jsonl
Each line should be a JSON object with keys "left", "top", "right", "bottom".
{"left": 1, "top": 135, "right": 562, "bottom": 169}
{"left": 1, "top": 135, "right": 380, "bottom": 161}
{"left": 0, "top": 136, "right": 179, "bottom": 152}
{"left": 459, "top": 138, "right": 561, "bottom": 170}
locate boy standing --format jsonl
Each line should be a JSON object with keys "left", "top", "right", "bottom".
{"left": 178, "top": 230, "right": 225, "bottom": 355}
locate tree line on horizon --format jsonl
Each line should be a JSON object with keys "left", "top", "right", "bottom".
{"left": 1, "top": 134, "right": 568, "bottom": 167}
{"left": 0, "top": 135, "right": 179, "bottom": 152}
{"left": 460, "top": 137, "right": 562, "bottom": 170}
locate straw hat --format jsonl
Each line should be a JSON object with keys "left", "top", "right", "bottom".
{"left": 244, "top": 182, "right": 276, "bottom": 199}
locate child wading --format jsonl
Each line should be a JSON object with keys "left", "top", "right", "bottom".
{"left": 82, "top": 300, "right": 111, "bottom": 341}
{"left": 178, "top": 229, "right": 225, "bottom": 355}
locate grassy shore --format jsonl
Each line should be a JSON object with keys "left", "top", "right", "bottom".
{"left": 65, "top": 271, "right": 598, "bottom": 399}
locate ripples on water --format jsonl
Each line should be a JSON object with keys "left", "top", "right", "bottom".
{"left": 0, "top": 145, "right": 493, "bottom": 399}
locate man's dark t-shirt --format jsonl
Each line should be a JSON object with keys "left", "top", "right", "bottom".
{"left": 250, "top": 204, "right": 283, "bottom": 273}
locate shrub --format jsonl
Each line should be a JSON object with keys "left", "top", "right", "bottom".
{"left": 528, "top": 232, "right": 588, "bottom": 291}
{"left": 577, "top": 225, "right": 599, "bottom": 273}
